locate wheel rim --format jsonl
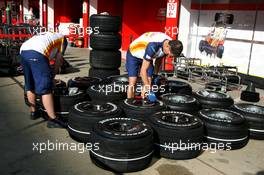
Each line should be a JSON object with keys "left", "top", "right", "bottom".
{"left": 73, "top": 77, "right": 101, "bottom": 83}
{"left": 161, "top": 94, "right": 196, "bottom": 103}
{"left": 197, "top": 90, "right": 228, "bottom": 98}
{"left": 128, "top": 99, "right": 156, "bottom": 107}
{"left": 108, "top": 75, "right": 129, "bottom": 84}
{"left": 99, "top": 118, "right": 149, "bottom": 137}
{"left": 107, "top": 121, "right": 142, "bottom": 133}
{"left": 161, "top": 113, "right": 190, "bottom": 124}
{"left": 81, "top": 103, "right": 115, "bottom": 113}
{"left": 208, "top": 111, "right": 233, "bottom": 120}
{"left": 54, "top": 87, "right": 82, "bottom": 96}
{"left": 200, "top": 109, "right": 242, "bottom": 122}
{"left": 166, "top": 80, "right": 188, "bottom": 87}
{"left": 235, "top": 104, "right": 264, "bottom": 115}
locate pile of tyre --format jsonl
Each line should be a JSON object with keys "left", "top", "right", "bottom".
{"left": 23, "top": 75, "right": 264, "bottom": 173}
{"left": 89, "top": 14, "right": 122, "bottom": 78}
{"left": 0, "top": 44, "right": 21, "bottom": 76}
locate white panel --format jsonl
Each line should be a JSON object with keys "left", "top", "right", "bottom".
{"left": 254, "top": 11, "right": 264, "bottom": 42}
{"left": 90, "top": 0, "right": 98, "bottom": 16}
{"left": 23, "top": 0, "right": 29, "bottom": 20}
{"left": 47, "top": 0, "right": 54, "bottom": 31}
{"left": 221, "top": 41, "right": 251, "bottom": 74}
{"left": 39, "top": 0, "right": 43, "bottom": 26}
{"left": 178, "top": 0, "right": 191, "bottom": 56}
{"left": 227, "top": 11, "right": 255, "bottom": 40}
{"left": 188, "top": 9, "right": 199, "bottom": 57}
{"left": 249, "top": 44, "right": 264, "bottom": 78}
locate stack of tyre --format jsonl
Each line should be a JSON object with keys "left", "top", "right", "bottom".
{"left": 89, "top": 14, "right": 122, "bottom": 78}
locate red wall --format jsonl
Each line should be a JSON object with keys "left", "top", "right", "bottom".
{"left": 98, "top": 0, "right": 167, "bottom": 50}
{"left": 54, "top": 0, "right": 82, "bottom": 23}
{"left": 122, "top": 0, "right": 167, "bottom": 50}
{"left": 97, "top": 0, "right": 123, "bottom": 16}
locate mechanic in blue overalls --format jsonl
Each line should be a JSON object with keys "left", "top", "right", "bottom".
{"left": 126, "top": 32, "right": 183, "bottom": 99}
{"left": 20, "top": 32, "right": 67, "bottom": 128}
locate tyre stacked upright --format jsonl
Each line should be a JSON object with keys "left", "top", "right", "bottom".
{"left": 89, "top": 14, "right": 122, "bottom": 79}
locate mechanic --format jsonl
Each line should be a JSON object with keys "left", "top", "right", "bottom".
{"left": 20, "top": 32, "right": 67, "bottom": 128}
{"left": 126, "top": 32, "right": 183, "bottom": 98}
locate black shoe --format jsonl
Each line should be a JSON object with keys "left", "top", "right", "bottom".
{"left": 47, "top": 118, "right": 67, "bottom": 128}
{"left": 30, "top": 111, "right": 41, "bottom": 120}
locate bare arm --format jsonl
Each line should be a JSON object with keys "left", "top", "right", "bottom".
{"left": 153, "top": 57, "right": 163, "bottom": 75}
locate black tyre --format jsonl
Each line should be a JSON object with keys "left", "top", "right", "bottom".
{"left": 160, "top": 93, "right": 200, "bottom": 114}
{"left": 67, "top": 77, "right": 101, "bottom": 91}
{"left": 120, "top": 98, "right": 166, "bottom": 122}
{"left": 103, "top": 75, "right": 144, "bottom": 96}
{"left": 194, "top": 90, "right": 234, "bottom": 109}
{"left": 68, "top": 102, "right": 123, "bottom": 142}
{"left": 240, "top": 90, "right": 260, "bottom": 103}
{"left": 150, "top": 111, "right": 204, "bottom": 159}
{"left": 90, "top": 50, "right": 121, "bottom": 69}
{"left": 90, "top": 118, "right": 153, "bottom": 173}
{"left": 232, "top": 104, "right": 264, "bottom": 140}
{"left": 90, "top": 14, "right": 121, "bottom": 33}
{"left": 216, "top": 45, "right": 224, "bottom": 58}
{"left": 90, "top": 33, "right": 121, "bottom": 50}
{"left": 104, "top": 74, "right": 129, "bottom": 84}
{"left": 89, "top": 68, "right": 120, "bottom": 79}
{"left": 86, "top": 83, "right": 126, "bottom": 104}
{"left": 198, "top": 109, "right": 249, "bottom": 150}
{"left": 215, "top": 13, "right": 234, "bottom": 24}
{"left": 54, "top": 79, "right": 67, "bottom": 88}
{"left": 158, "top": 80, "right": 192, "bottom": 96}
{"left": 24, "top": 79, "right": 66, "bottom": 109}
{"left": 199, "top": 40, "right": 206, "bottom": 52}
{"left": 53, "top": 87, "right": 86, "bottom": 121}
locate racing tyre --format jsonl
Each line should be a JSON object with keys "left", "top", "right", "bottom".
{"left": 120, "top": 98, "right": 166, "bottom": 122}
{"left": 198, "top": 109, "right": 249, "bottom": 150}
{"left": 89, "top": 68, "right": 120, "bottom": 79}
{"left": 53, "top": 87, "right": 86, "bottom": 121}
{"left": 90, "top": 14, "right": 121, "bottom": 33}
{"left": 90, "top": 118, "right": 153, "bottom": 173}
{"left": 150, "top": 111, "right": 204, "bottom": 159}
{"left": 216, "top": 45, "right": 224, "bottom": 58}
{"left": 90, "top": 33, "right": 121, "bottom": 50}
{"left": 67, "top": 77, "right": 101, "bottom": 91}
{"left": 90, "top": 50, "right": 121, "bottom": 69}
{"left": 86, "top": 83, "right": 126, "bottom": 104}
{"left": 160, "top": 94, "right": 200, "bottom": 114}
{"left": 199, "top": 40, "right": 206, "bottom": 52}
{"left": 232, "top": 104, "right": 264, "bottom": 140}
{"left": 68, "top": 101, "right": 122, "bottom": 142}
{"left": 194, "top": 90, "right": 234, "bottom": 109}
{"left": 158, "top": 80, "right": 192, "bottom": 96}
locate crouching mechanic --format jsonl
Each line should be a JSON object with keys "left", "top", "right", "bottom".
{"left": 20, "top": 32, "right": 67, "bottom": 128}
{"left": 126, "top": 32, "right": 183, "bottom": 98}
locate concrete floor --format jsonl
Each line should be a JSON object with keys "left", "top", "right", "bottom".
{"left": 0, "top": 47, "right": 264, "bottom": 175}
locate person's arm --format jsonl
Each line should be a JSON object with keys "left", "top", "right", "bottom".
{"left": 53, "top": 52, "right": 64, "bottom": 75}
{"left": 153, "top": 57, "right": 163, "bottom": 75}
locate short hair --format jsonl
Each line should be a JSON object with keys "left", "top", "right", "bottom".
{"left": 168, "top": 40, "right": 183, "bottom": 57}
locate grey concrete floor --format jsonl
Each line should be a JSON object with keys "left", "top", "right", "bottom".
{"left": 0, "top": 47, "right": 264, "bottom": 175}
